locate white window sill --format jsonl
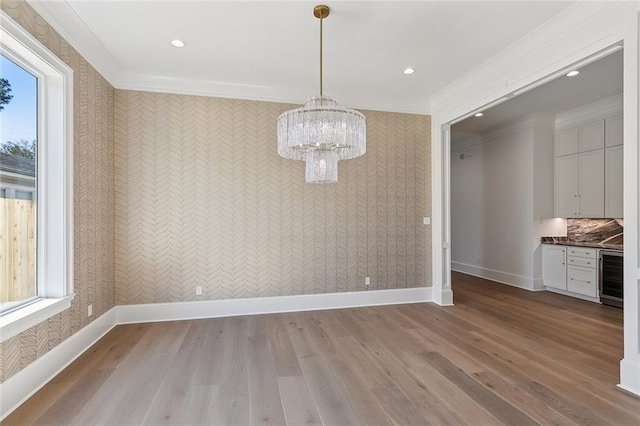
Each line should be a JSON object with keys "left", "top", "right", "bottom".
{"left": 0, "top": 295, "right": 74, "bottom": 343}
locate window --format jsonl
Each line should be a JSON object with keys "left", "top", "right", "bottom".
{"left": 1, "top": 54, "right": 38, "bottom": 314}
{"left": 0, "top": 11, "right": 73, "bottom": 341}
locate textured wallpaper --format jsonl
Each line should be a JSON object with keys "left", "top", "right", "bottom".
{"left": 0, "top": 0, "right": 115, "bottom": 382}
{"left": 115, "top": 91, "right": 431, "bottom": 304}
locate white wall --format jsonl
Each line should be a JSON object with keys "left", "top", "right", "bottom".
{"left": 451, "top": 117, "right": 558, "bottom": 290}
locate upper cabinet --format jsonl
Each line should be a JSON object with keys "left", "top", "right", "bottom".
{"left": 605, "top": 115, "right": 623, "bottom": 218}
{"left": 555, "top": 127, "right": 579, "bottom": 156}
{"left": 606, "top": 115, "right": 623, "bottom": 147}
{"left": 579, "top": 120, "right": 605, "bottom": 152}
{"left": 554, "top": 100, "right": 623, "bottom": 219}
{"left": 554, "top": 119, "right": 605, "bottom": 218}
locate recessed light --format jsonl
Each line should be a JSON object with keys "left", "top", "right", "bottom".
{"left": 566, "top": 70, "right": 579, "bottom": 77}
{"left": 403, "top": 67, "right": 415, "bottom": 75}
{"left": 474, "top": 112, "right": 483, "bottom": 117}
{"left": 171, "top": 39, "right": 185, "bottom": 48}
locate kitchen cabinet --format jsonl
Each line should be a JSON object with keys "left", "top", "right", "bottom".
{"left": 555, "top": 150, "right": 604, "bottom": 217}
{"left": 554, "top": 115, "right": 624, "bottom": 218}
{"left": 606, "top": 115, "right": 623, "bottom": 147}
{"left": 578, "top": 150, "right": 605, "bottom": 217}
{"left": 579, "top": 120, "right": 605, "bottom": 152}
{"left": 605, "top": 115, "right": 623, "bottom": 218}
{"left": 555, "top": 155, "right": 579, "bottom": 217}
{"left": 566, "top": 247, "right": 598, "bottom": 297}
{"left": 543, "top": 245, "right": 599, "bottom": 300}
{"left": 543, "top": 245, "right": 567, "bottom": 290}
{"left": 555, "top": 127, "right": 579, "bottom": 156}
{"left": 605, "top": 145, "right": 623, "bottom": 218}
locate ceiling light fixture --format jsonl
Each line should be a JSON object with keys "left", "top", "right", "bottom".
{"left": 277, "top": 4, "right": 366, "bottom": 184}
{"left": 403, "top": 67, "right": 415, "bottom": 75}
{"left": 475, "top": 112, "right": 483, "bottom": 117}
{"left": 171, "top": 39, "right": 185, "bottom": 48}
{"left": 566, "top": 70, "right": 580, "bottom": 77}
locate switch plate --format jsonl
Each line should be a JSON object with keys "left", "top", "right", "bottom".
{"left": 88, "top": 304, "right": 93, "bottom": 317}
{"left": 423, "top": 217, "right": 431, "bottom": 225}
{"left": 365, "top": 277, "right": 371, "bottom": 286}
{"left": 196, "top": 286, "right": 202, "bottom": 295}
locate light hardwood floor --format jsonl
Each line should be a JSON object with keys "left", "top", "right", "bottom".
{"left": 4, "top": 272, "right": 640, "bottom": 425}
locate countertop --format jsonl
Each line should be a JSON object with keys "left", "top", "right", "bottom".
{"left": 541, "top": 237, "right": 623, "bottom": 251}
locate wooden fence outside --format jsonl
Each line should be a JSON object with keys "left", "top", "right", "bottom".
{"left": 1, "top": 198, "right": 36, "bottom": 304}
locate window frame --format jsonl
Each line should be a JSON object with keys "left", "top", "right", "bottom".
{"left": 0, "top": 10, "right": 74, "bottom": 342}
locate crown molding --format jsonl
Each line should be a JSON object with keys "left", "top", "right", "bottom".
{"left": 555, "top": 93, "right": 623, "bottom": 129}
{"left": 114, "top": 72, "right": 304, "bottom": 107}
{"left": 113, "top": 72, "right": 430, "bottom": 115}
{"left": 26, "top": 0, "right": 120, "bottom": 84}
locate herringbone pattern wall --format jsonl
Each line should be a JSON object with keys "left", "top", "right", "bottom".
{"left": 0, "top": 0, "right": 115, "bottom": 383}
{"left": 115, "top": 91, "right": 430, "bottom": 304}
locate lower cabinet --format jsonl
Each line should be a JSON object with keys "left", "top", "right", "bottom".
{"left": 543, "top": 244, "right": 598, "bottom": 300}
{"left": 567, "top": 266, "right": 597, "bottom": 297}
{"left": 543, "top": 245, "right": 567, "bottom": 290}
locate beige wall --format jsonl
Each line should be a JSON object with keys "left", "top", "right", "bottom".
{"left": 0, "top": 0, "right": 115, "bottom": 382}
{"left": 115, "top": 91, "right": 431, "bottom": 304}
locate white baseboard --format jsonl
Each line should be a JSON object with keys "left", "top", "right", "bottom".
{"left": 619, "top": 358, "right": 640, "bottom": 397}
{"left": 532, "top": 278, "right": 545, "bottom": 291}
{"left": 451, "top": 262, "right": 542, "bottom": 291}
{"left": 0, "top": 286, "right": 432, "bottom": 420}
{"left": 117, "top": 287, "right": 432, "bottom": 324}
{"left": 0, "top": 308, "right": 117, "bottom": 420}
{"left": 433, "top": 288, "right": 454, "bottom": 306}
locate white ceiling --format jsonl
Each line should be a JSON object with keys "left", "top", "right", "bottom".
{"left": 27, "top": 0, "right": 577, "bottom": 114}
{"left": 451, "top": 49, "right": 623, "bottom": 144}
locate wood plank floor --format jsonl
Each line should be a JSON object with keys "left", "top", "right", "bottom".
{"left": 4, "top": 272, "right": 640, "bottom": 425}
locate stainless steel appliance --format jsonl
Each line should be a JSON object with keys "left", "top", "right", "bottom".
{"left": 599, "top": 250, "right": 623, "bottom": 308}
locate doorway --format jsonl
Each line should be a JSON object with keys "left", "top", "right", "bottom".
{"left": 448, "top": 49, "right": 623, "bottom": 295}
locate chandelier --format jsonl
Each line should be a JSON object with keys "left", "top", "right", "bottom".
{"left": 277, "top": 4, "right": 366, "bottom": 184}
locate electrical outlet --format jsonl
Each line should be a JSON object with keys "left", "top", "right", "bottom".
{"left": 88, "top": 304, "right": 93, "bottom": 317}
{"left": 365, "top": 277, "right": 371, "bottom": 286}
{"left": 196, "top": 286, "right": 202, "bottom": 295}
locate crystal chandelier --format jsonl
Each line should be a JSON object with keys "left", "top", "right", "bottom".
{"left": 277, "top": 4, "right": 366, "bottom": 184}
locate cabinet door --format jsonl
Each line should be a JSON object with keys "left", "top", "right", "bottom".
{"left": 556, "top": 127, "right": 579, "bottom": 156}
{"left": 605, "top": 115, "right": 623, "bottom": 147}
{"left": 567, "top": 266, "right": 597, "bottom": 297}
{"left": 578, "top": 150, "right": 605, "bottom": 218}
{"left": 605, "top": 145, "right": 623, "bottom": 218}
{"left": 579, "top": 120, "right": 605, "bottom": 152}
{"left": 555, "top": 155, "right": 578, "bottom": 217}
{"left": 543, "top": 245, "right": 567, "bottom": 290}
